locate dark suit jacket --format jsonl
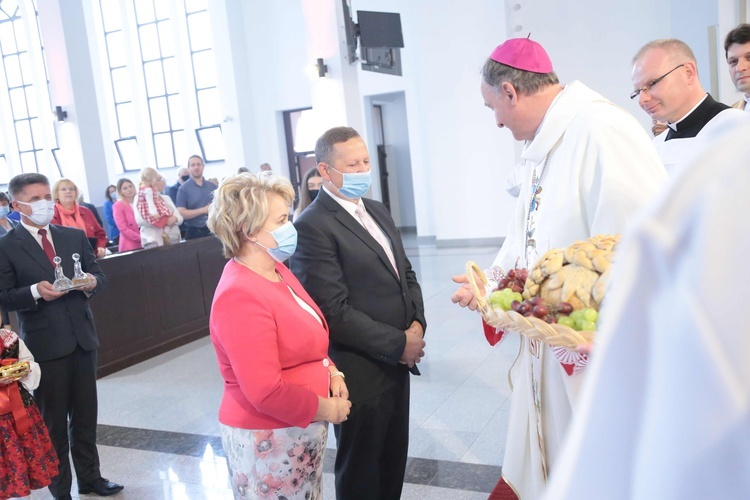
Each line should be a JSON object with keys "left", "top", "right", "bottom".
{"left": 290, "top": 189, "right": 425, "bottom": 403}
{"left": 80, "top": 201, "right": 104, "bottom": 229}
{"left": 168, "top": 182, "right": 181, "bottom": 204}
{"left": 0, "top": 223, "right": 105, "bottom": 362}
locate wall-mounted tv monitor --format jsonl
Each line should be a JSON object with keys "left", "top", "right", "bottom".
{"left": 357, "top": 11, "right": 404, "bottom": 48}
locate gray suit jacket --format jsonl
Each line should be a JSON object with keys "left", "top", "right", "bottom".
{"left": 0, "top": 223, "right": 105, "bottom": 361}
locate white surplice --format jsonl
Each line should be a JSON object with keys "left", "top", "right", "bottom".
{"left": 653, "top": 107, "right": 748, "bottom": 175}
{"left": 545, "top": 122, "right": 750, "bottom": 500}
{"left": 486, "top": 81, "right": 667, "bottom": 499}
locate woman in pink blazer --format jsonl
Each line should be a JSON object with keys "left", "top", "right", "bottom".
{"left": 208, "top": 173, "right": 351, "bottom": 500}
{"left": 112, "top": 179, "right": 142, "bottom": 252}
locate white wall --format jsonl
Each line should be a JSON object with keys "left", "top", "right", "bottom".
{"left": 30, "top": 0, "right": 746, "bottom": 240}
{"left": 354, "top": 0, "right": 516, "bottom": 242}
{"left": 236, "top": 2, "right": 313, "bottom": 177}
{"left": 517, "top": 0, "right": 671, "bottom": 131}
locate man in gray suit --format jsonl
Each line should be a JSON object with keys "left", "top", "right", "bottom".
{"left": 0, "top": 173, "right": 122, "bottom": 499}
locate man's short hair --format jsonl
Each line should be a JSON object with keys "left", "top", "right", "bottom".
{"left": 315, "top": 127, "right": 362, "bottom": 165}
{"left": 724, "top": 24, "right": 750, "bottom": 57}
{"left": 481, "top": 59, "right": 559, "bottom": 95}
{"left": 632, "top": 39, "right": 697, "bottom": 67}
{"left": 8, "top": 173, "right": 49, "bottom": 198}
{"left": 187, "top": 155, "right": 204, "bottom": 166}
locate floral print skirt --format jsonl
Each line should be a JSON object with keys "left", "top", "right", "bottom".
{"left": 220, "top": 421, "right": 328, "bottom": 499}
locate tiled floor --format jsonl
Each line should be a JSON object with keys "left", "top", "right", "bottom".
{"left": 30, "top": 240, "right": 522, "bottom": 499}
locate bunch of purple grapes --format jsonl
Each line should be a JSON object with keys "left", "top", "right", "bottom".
{"left": 510, "top": 297, "right": 574, "bottom": 324}
{"left": 497, "top": 268, "right": 528, "bottom": 294}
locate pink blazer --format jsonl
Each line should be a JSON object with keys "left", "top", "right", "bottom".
{"left": 112, "top": 200, "right": 142, "bottom": 252}
{"left": 210, "top": 260, "right": 334, "bottom": 430}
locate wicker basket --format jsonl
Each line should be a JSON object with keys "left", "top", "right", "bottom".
{"left": 466, "top": 261, "right": 594, "bottom": 349}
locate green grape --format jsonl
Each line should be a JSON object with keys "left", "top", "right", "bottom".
{"left": 579, "top": 320, "right": 597, "bottom": 331}
{"left": 512, "top": 292, "right": 524, "bottom": 303}
{"left": 490, "top": 291, "right": 505, "bottom": 309}
{"left": 501, "top": 295, "right": 514, "bottom": 311}
{"left": 558, "top": 316, "right": 576, "bottom": 328}
{"left": 583, "top": 308, "right": 598, "bottom": 322}
{"left": 569, "top": 310, "right": 585, "bottom": 322}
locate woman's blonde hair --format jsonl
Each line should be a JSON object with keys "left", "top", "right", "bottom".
{"left": 51, "top": 178, "right": 78, "bottom": 203}
{"left": 208, "top": 172, "right": 295, "bottom": 258}
{"left": 140, "top": 167, "right": 160, "bottom": 186}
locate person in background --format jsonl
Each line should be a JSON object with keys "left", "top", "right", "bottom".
{"left": 651, "top": 119, "right": 668, "bottom": 136}
{"left": 112, "top": 178, "right": 142, "bottom": 253}
{"left": 207, "top": 173, "right": 351, "bottom": 499}
{"left": 631, "top": 38, "right": 747, "bottom": 173}
{"left": 6, "top": 208, "right": 20, "bottom": 223}
{"left": 724, "top": 23, "right": 750, "bottom": 111}
{"left": 290, "top": 127, "right": 426, "bottom": 500}
{"left": 259, "top": 162, "right": 272, "bottom": 172}
{"left": 176, "top": 155, "right": 216, "bottom": 240}
{"left": 237, "top": 167, "right": 250, "bottom": 174}
{"left": 168, "top": 167, "right": 190, "bottom": 204}
{"left": 0, "top": 326, "right": 59, "bottom": 500}
{"left": 75, "top": 195, "right": 104, "bottom": 230}
{"left": 0, "top": 195, "right": 12, "bottom": 328}
{"left": 0, "top": 173, "right": 123, "bottom": 499}
{"left": 168, "top": 168, "right": 190, "bottom": 238}
{"left": 51, "top": 179, "right": 108, "bottom": 258}
{"left": 293, "top": 168, "right": 323, "bottom": 219}
{"left": 0, "top": 192, "right": 17, "bottom": 236}
{"left": 102, "top": 185, "right": 119, "bottom": 246}
{"left": 135, "top": 168, "right": 181, "bottom": 249}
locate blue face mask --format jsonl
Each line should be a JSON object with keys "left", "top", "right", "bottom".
{"left": 0, "top": 205, "right": 9, "bottom": 218}
{"left": 328, "top": 165, "right": 371, "bottom": 199}
{"left": 254, "top": 221, "right": 297, "bottom": 262}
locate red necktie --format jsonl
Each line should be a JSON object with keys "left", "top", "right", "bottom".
{"left": 37, "top": 229, "right": 56, "bottom": 266}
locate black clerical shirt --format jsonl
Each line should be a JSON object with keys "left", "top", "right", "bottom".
{"left": 665, "top": 94, "right": 730, "bottom": 141}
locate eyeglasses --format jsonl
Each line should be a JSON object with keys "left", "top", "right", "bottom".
{"left": 58, "top": 187, "right": 76, "bottom": 192}
{"left": 630, "top": 64, "right": 684, "bottom": 100}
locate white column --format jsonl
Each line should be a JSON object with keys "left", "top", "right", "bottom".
{"left": 37, "top": 0, "right": 110, "bottom": 204}
{"left": 209, "top": 0, "right": 259, "bottom": 173}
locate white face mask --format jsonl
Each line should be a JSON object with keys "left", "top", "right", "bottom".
{"left": 15, "top": 199, "right": 55, "bottom": 226}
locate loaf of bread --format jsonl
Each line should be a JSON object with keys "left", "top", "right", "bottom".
{"left": 523, "top": 234, "right": 620, "bottom": 310}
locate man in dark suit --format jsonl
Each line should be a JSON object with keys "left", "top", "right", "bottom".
{"left": 290, "top": 127, "right": 426, "bottom": 500}
{"left": 0, "top": 173, "right": 123, "bottom": 499}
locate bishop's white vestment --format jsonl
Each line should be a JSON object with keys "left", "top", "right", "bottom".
{"left": 485, "top": 81, "right": 667, "bottom": 498}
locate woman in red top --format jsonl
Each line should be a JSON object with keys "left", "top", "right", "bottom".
{"left": 50, "top": 179, "right": 108, "bottom": 258}
{"left": 208, "top": 173, "right": 351, "bottom": 500}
